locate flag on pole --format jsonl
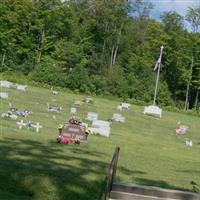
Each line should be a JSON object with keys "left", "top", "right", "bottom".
{"left": 153, "top": 56, "right": 161, "bottom": 71}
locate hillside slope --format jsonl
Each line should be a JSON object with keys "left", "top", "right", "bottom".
{"left": 0, "top": 85, "right": 200, "bottom": 200}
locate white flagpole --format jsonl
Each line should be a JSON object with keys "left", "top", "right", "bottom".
{"left": 153, "top": 45, "right": 164, "bottom": 106}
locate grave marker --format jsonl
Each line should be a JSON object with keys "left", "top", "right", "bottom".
{"left": 47, "top": 104, "right": 62, "bottom": 112}
{"left": 16, "top": 120, "right": 26, "bottom": 129}
{"left": 16, "top": 84, "right": 27, "bottom": 91}
{"left": 86, "top": 112, "right": 98, "bottom": 121}
{"left": 121, "top": 103, "right": 131, "bottom": 109}
{"left": 89, "top": 120, "right": 111, "bottom": 137}
{"left": 32, "top": 122, "right": 43, "bottom": 133}
{"left": 0, "top": 80, "right": 13, "bottom": 88}
{"left": 74, "top": 100, "right": 83, "bottom": 107}
{"left": 0, "top": 92, "right": 8, "bottom": 99}
{"left": 61, "top": 123, "right": 86, "bottom": 141}
{"left": 144, "top": 105, "right": 162, "bottom": 118}
{"left": 113, "top": 113, "right": 125, "bottom": 123}
{"left": 70, "top": 107, "right": 77, "bottom": 114}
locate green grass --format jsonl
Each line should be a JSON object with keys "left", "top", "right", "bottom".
{"left": 0, "top": 85, "right": 200, "bottom": 200}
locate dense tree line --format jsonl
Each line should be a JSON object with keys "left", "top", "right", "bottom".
{"left": 0, "top": 0, "right": 200, "bottom": 110}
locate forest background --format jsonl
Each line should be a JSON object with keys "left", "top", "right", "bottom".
{"left": 0, "top": 0, "right": 200, "bottom": 110}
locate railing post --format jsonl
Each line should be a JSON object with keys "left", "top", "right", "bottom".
{"left": 103, "top": 146, "right": 120, "bottom": 200}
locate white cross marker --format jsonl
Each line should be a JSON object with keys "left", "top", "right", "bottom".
{"left": 34, "top": 122, "right": 42, "bottom": 133}
{"left": 17, "top": 120, "right": 24, "bottom": 129}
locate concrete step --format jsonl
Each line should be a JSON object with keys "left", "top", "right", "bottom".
{"left": 110, "top": 182, "right": 200, "bottom": 200}
{"left": 110, "top": 191, "right": 177, "bottom": 200}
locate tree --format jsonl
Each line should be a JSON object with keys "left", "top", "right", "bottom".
{"left": 186, "top": 7, "right": 200, "bottom": 33}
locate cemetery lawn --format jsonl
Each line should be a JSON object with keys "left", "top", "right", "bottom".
{"left": 0, "top": 85, "right": 200, "bottom": 200}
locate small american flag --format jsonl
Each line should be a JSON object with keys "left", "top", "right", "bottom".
{"left": 153, "top": 57, "right": 161, "bottom": 71}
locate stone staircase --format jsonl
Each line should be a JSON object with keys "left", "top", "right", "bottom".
{"left": 109, "top": 182, "right": 200, "bottom": 200}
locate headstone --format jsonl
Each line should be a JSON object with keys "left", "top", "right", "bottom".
{"left": 121, "top": 103, "right": 131, "bottom": 109}
{"left": 92, "top": 120, "right": 110, "bottom": 128}
{"left": 47, "top": 104, "right": 62, "bottom": 112}
{"left": 0, "top": 92, "right": 8, "bottom": 99}
{"left": 74, "top": 100, "right": 83, "bottom": 107}
{"left": 61, "top": 123, "right": 86, "bottom": 141}
{"left": 186, "top": 140, "right": 193, "bottom": 147}
{"left": 2, "top": 112, "right": 17, "bottom": 120}
{"left": 16, "top": 120, "right": 26, "bottom": 129}
{"left": 0, "top": 80, "right": 13, "bottom": 88}
{"left": 117, "top": 105, "right": 122, "bottom": 111}
{"left": 70, "top": 107, "right": 77, "bottom": 114}
{"left": 84, "top": 96, "right": 93, "bottom": 103}
{"left": 52, "top": 90, "right": 58, "bottom": 95}
{"left": 89, "top": 120, "right": 111, "bottom": 137}
{"left": 175, "top": 125, "right": 188, "bottom": 135}
{"left": 86, "top": 112, "right": 98, "bottom": 121}
{"left": 32, "top": 122, "right": 42, "bottom": 133}
{"left": 16, "top": 84, "right": 27, "bottom": 91}
{"left": 112, "top": 113, "right": 125, "bottom": 123}
{"left": 144, "top": 105, "right": 162, "bottom": 118}
{"left": 81, "top": 122, "right": 88, "bottom": 129}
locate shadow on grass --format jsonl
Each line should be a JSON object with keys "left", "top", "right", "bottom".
{"left": 176, "top": 169, "right": 200, "bottom": 175}
{"left": 118, "top": 166, "right": 146, "bottom": 176}
{"left": 0, "top": 137, "right": 111, "bottom": 200}
{"left": 134, "top": 177, "right": 193, "bottom": 192}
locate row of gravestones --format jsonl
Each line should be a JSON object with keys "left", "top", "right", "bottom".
{"left": 46, "top": 102, "right": 129, "bottom": 137}
{"left": 0, "top": 81, "right": 42, "bottom": 132}
{"left": 1, "top": 80, "right": 161, "bottom": 118}
{"left": 1, "top": 81, "right": 131, "bottom": 135}
{"left": 0, "top": 80, "right": 27, "bottom": 99}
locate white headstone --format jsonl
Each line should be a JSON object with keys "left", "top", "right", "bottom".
{"left": 86, "top": 112, "right": 98, "bottom": 121}
{"left": 89, "top": 120, "right": 111, "bottom": 137}
{"left": 32, "top": 122, "right": 42, "bottom": 133}
{"left": 52, "top": 90, "right": 58, "bottom": 95}
{"left": 81, "top": 122, "right": 88, "bottom": 128}
{"left": 0, "top": 81, "right": 13, "bottom": 88}
{"left": 113, "top": 113, "right": 125, "bottom": 123}
{"left": 16, "top": 84, "right": 27, "bottom": 91}
{"left": 74, "top": 100, "right": 83, "bottom": 106}
{"left": 144, "top": 105, "right": 162, "bottom": 118}
{"left": 16, "top": 120, "right": 26, "bottom": 129}
{"left": 186, "top": 140, "right": 193, "bottom": 147}
{"left": 121, "top": 103, "right": 131, "bottom": 109}
{"left": 70, "top": 107, "right": 77, "bottom": 114}
{"left": 0, "top": 92, "right": 8, "bottom": 99}
{"left": 117, "top": 105, "right": 122, "bottom": 111}
{"left": 92, "top": 120, "right": 110, "bottom": 128}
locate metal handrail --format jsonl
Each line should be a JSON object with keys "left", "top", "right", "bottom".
{"left": 103, "top": 146, "right": 120, "bottom": 200}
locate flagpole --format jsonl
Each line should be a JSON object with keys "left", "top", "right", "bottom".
{"left": 153, "top": 45, "right": 164, "bottom": 106}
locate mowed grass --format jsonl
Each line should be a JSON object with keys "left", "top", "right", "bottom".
{"left": 0, "top": 85, "right": 200, "bottom": 200}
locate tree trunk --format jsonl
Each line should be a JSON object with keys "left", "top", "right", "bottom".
{"left": 102, "top": 40, "right": 106, "bottom": 54}
{"left": 113, "top": 46, "right": 118, "bottom": 65}
{"left": 110, "top": 45, "right": 115, "bottom": 70}
{"left": 184, "top": 83, "right": 190, "bottom": 110}
{"left": 112, "top": 20, "right": 124, "bottom": 66}
{"left": 1, "top": 53, "right": 5, "bottom": 68}
{"left": 37, "top": 30, "right": 45, "bottom": 64}
{"left": 194, "top": 89, "right": 199, "bottom": 110}
{"left": 184, "top": 56, "right": 194, "bottom": 111}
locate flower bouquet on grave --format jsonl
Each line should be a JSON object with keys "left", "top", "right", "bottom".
{"left": 69, "top": 116, "right": 82, "bottom": 125}
{"left": 57, "top": 135, "right": 72, "bottom": 144}
{"left": 73, "top": 137, "right": 81, "bottom": 145}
